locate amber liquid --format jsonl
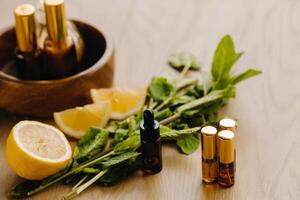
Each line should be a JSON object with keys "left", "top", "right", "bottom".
{"left": 218, "top": 162, "right": 235, "bottom": 187}
{"left": 202, "top": 157, "right": 217, "bottom": 184}
{"left": 141, "top": 140, "right": 162, "bottom": 174}
{"left": 43, "top": 36, "right": 78, "bottom": 79}
{"left": 15, "top": 49, "right": 43, "bottom": 80}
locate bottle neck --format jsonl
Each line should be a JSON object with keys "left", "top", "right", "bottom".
{"left": 140, "top": 120, "right": 160, "bottom": 142}
{"left": 14, "top": 4, "right": 37, "bottom": 52}
{"left": 44, "top": 0, "right": 68, "bottom": 42}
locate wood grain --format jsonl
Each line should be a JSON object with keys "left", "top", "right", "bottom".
{"left": 0, "top": 0, "right": 299, "bottom": 199}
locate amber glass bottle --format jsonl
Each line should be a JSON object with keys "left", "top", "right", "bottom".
{"left": 200, "top": 126, "right": 218, "bottom": 184}
{"left": 14, "top": 4, "right": 42, "bottom": 80}
{"left": 217, "top": 130, "right": 235, "bottom": 187}
{"left": 43, "top": 0, "right": 78, "bottom": 79}
{"left": 140, "top": 109, "right": 162, "bottom": 174}
{"left": 36, "top": 0, "right": 84, "bottom": 63}
{"left": 219, "top": 118, "right": 237, "bottom": 173}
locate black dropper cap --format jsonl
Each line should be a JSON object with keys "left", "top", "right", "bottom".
{"left": 140, "top": 109, "right": 160, "bottom": 142}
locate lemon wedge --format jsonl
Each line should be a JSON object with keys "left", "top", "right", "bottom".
{"left": 6, "top": 121, "right": 72, "bottom": 180}
{"left": 90, "top": 88, "right": 146, "bottom": 120}
{"left": 54, "top": 103, "right": 110, "bottom": 139}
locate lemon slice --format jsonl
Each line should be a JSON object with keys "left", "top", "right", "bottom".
{"left": 54, "top": 103, "right": 110, "bottom": 139}
{"left": 6, "top": 121, "right": 72, "bottom": 180}
{"left": 90, "top": 88, "right": 147, "bottom": 120}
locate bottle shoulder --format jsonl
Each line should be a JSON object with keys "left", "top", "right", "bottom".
{"left": 43, "top": 35, "right": 75, "bottom": 52}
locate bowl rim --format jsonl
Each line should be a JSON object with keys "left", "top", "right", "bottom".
{"left": 0, "top": 19, "right": 113, "bottom": 85}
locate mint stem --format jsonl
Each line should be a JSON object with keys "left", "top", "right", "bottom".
{"left": 27, "top": 151, "right": 114, "bottom": 196}
{"left": 159, "top": 113, "right": 180, "bottom": 125}
{"left": 176, "top": 88, "right": 228, "bottom": 113}
{"left": 180, "top": 64, "right": 191, "bottom": 77}
{"left": 154, "top": 97, "right": 172, "bottom": 112}
{"left": 155, "top": 80, "right": 195, "bottom": 112}
{"left": 72, "top": 175, "right": 88, "bottom": 191}
{"left": 161, "top": 127, "right": 201, "bottom": 140}
{"left": 63, "top": 170, "right": 108, "bottom": 200}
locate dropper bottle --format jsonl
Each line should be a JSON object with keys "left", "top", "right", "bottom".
{"left": 140, "top": 109, "right": 162, "bottom": 174}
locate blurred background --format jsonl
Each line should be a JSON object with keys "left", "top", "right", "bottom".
{"left": 1, "top": 0, "right": 277, "bottom": 86}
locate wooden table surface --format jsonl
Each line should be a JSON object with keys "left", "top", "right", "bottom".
{"left": 0, "top": 0, "right": 299, "bottom": 199}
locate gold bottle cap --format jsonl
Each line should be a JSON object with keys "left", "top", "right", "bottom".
{"left": 14, "top": 4, "right": 37, "bottom": 52}
{"left": 44, "top": 0, "right": 67, "bottom": 41}
{"left": 219, "top": 118, "right": 237, "bottom": 133}
{"left": 201, "top": 126, "right": 217, "bottom": 160}
{"left": 217, "top": 130, "right": 235, "bottom": 164}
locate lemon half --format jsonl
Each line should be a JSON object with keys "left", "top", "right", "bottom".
{"left": 6, "top": 121, "right": 72, "bottom": 180}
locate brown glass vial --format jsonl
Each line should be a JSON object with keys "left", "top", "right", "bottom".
{"left": 35, "top": 0, "right": 84, "bottom": 63}
{"left": 219, "top": 118, "right": 237, "bottom": 173}
{"left": 200, "top": 126, "right": 218, "bottom": 184}
{"left": 140, "top": 109, "right": 162, "bottom": 174}
{"left": 14, "top": 4, "right": 43, "bottom": 80}
{"left": 43, "top": 0, "right": 78, "bottom": 79}
{"left": 217, "top": 130, "right": 235, "bottom": 187}
{"left": 219, "top": 118, "right": 237, "bottom": 133}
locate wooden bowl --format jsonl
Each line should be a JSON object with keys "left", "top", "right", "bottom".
{"left": 0, "top": 20, "right": 114, "bottom": 117}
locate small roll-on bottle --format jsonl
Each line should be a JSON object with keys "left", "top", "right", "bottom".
{"left": 217, "top": 130, "right": 235, "bottom": 187}
{"left": 14, "top": 4, "right": 42, "bottom": 80}
{"left": 200, "top": 126, "right": 218, "bottom": 184}
{"left": 219, "top": 118, "right": 237, "bottom": 133}
{"left": 219, "top": 118, "right": 237, "bottom": 173}
{"left": 43, "top": 0, "right": 78, "bottom": 79}
{"left": 140, "top": 109, "right": 162, "bottom": 174}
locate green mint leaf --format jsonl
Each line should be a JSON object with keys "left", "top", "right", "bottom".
{"left": 8, "top": 166, "right": 72, "bottom": 198}
{"left": 155, "top": 108, "right": 173, "bottom": 121}
{"left": 79, "top": 168, "right": 101, "bottom": 174}
{"left": 211, "top": 35, "right": 243, "bottom": 89}
{"left": 101, "top": 152, "right": 141, "bottom": 169}
{"left": 128, "top": 116, "right": 136, "bottom": 132}
{"left": 176, "top": 134, "right": 199, "bottom": 154}
{"left": 113, "top": 135, "right": 141, "bottom": 154}
{"left": 207, "top": 112, "right": 219, "bottom": 122}
{"left": 8, "top": 180, "right": 42, "bottom": 198}
{"left": 199, "top": 100, "right": 225, "bottom": 114}
{"left": 201, "top": 73, "right": 213, "bottom": 95}
{"left": 161, "top": 127, "right": 201, "bottom": 141}
{"left": 160, "top": 125, "right": 173, "bottom": 134}
{"left": 211, "top": 35, "right": 239, "bottom": 79}
{"left": 168, "top": 121, "right": 190, "bottom": 130}
{"left": 149, "top": 77, "right": 175, "bottom": 101}
{"left": 168, "top": 52, "right": 201, "bottom": 71}
{"left": 232, "top": 69, "right": 262, "bottom": 84}
{"left": 171, "top": 95, "right": 195, "bottom": 106}
{"left": 176, "top": 86, "right": 234, "bottom": 113}
{"left": 98, "top": 158, "right": 141, "bottom": 186}
{"left": 185, "top": 86, "right": 203, "bottom": 99}
{"left": 73, "top": 128, "right": 109, "bottom": 163}
{"left": 173, "top": 78, "right": 198, "bottom": 90}
{"left": 105, "top": 121, "right": 119, "bottom": 133}
{"left": 111, "top": 129, "right": 129, "bottom": 146}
